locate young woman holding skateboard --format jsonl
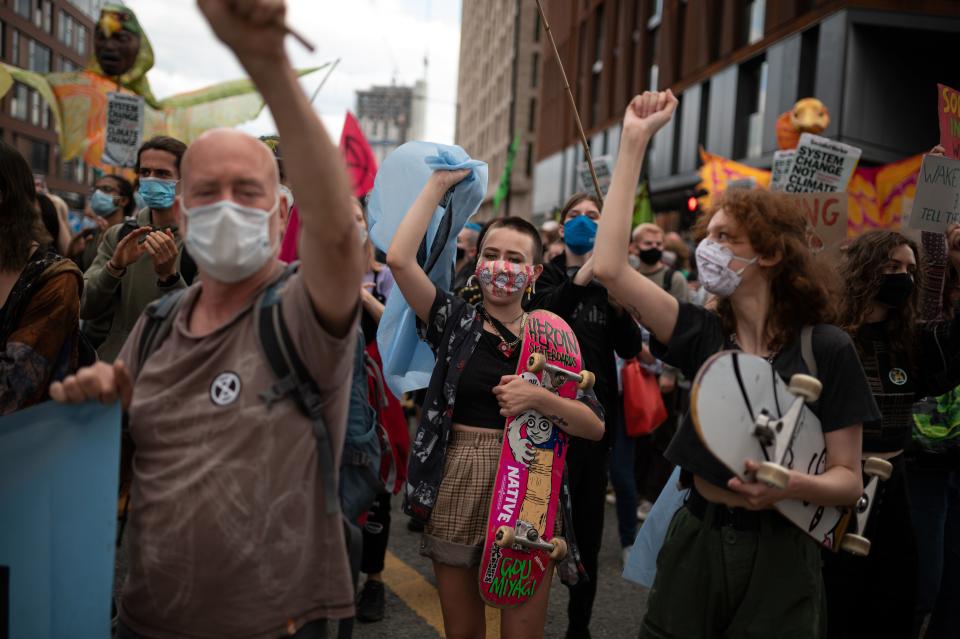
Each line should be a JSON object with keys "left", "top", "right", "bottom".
{"left": 593, "top": 91, "right": 879, "bottom": 638}
{"left": 388, "top": 168, "right": 604, "bottom": 639}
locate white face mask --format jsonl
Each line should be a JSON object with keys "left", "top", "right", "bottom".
{"left": 183, "top": 196, "right": 278, "bottom": 283}
{"left": 695, "top": 238, "right": 758, "bottom": 298}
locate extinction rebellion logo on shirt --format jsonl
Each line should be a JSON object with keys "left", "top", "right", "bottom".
{"left": 888, "top": 368, "right": 908, "bottom": 386}
{"left": 210, "top": 372, "right": 242, "bottom": 406}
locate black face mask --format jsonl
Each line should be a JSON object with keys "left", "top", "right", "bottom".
{"left": 876, "top": 273, "right": 914, "bottom": 309}
{"left": 639, "top": 248, "right": 663, "bottom": 265}
{"left": 456, "top": 247, "right": 466, "bottom": 262}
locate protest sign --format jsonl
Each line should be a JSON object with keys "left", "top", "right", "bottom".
{"left": 783, "top": 133, "right": 861, "bottom": 194}
{"left": 940, "top": 83, "right": 960, "bottom": 160}
{"left": 907, "top": 154, "right": 960, "bottom": 232}
{"left": 789, "top": 192, "right": 848, "bottom": 255}
{"left": 770, "top": 150, "right": 795, "bottom": 192}
{"left": 101, "top": 92, "right": 144, "bottom": 168}
{"left": 0, "top": 401, "right": 121, "bottom": 639}
{"left": 578, "top": 155, "right": 613, "bottom": 197}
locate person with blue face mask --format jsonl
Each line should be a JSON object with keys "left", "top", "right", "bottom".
{"left": 80, "top": 136, "right": 189, "bottom": 362}
{"left": 529, "top": 192, "right": 645, "bottom": 639}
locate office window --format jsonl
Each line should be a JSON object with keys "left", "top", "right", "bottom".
{"left": 528, "top": 97, "right": 537, "bottom": 133}
{"left": 589, "top": 6, "right": 604, "bottom": 127}
{"left": 746, "top": 0, "right": 765, "bottom": 45}
{"left": 60, "top": 55, "right": 78, "bottom": 72}
{"left": 0, "top": 21, "right": 5, "bottom": 64}
{"left": 29, "top": 89, "right": 40, "bottom": 126}
{"left": 76, "top": 25, "right": 87, "bottom": 55}
{"left": 531, "top": 52, "right": 539, "bottom": 89}
{"left": 30, "top": 139, "right": 49, "bottom": 174}
{"left": 11, "top": 30, "right": 19, "bottom": 66}
{"left": 10, "top": 83, "right": 28, "bottom": 120}
{"left": 526, "top": 142, "right": 534, "bottom": 178}
{"left": 14, "top": 0, "right": 31, "bottom": 20}
{"left": 734, "top": 56, "right": 767, "bottom": 159}
{"left": 533, "top": 11, "right": 540, "bottom": 42}
{"left": 648, "top": 0, "right": 663, "bottom": 29}
{"left": 27, "top": 40, "right": 51, "bottom": 73}
{"left": 42, "top": 1, "right": 53, "bottom": 33}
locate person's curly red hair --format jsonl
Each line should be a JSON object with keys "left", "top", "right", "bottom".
{"left": 694, "top": 188, "right": 838, "bottom": 351}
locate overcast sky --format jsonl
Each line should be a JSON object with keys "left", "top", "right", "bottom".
{"left": 123, "top": 0, "right": 461, "bottom": 143}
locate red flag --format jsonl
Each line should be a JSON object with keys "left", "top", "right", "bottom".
{"left": 339, "top": 111, "right": 378, "bottom": 197}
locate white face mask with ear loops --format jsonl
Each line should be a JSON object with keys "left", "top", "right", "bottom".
{"left": 695, "top": 239, "right": 758, "bottom": 298}
{"left": 182, "top": 195, "right": 279, "bottom": 283}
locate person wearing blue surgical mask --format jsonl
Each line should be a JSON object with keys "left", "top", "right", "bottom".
{"left": 528, "top": 191, "right": 645, "bottom": 639}
{"left": 80, "top": 136, "right": 190, "bottom": 363}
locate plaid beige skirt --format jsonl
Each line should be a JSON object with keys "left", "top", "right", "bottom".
{"left": 420, "top": 429, "right": 562, "bottom": 568}
{"left": 421, "top": 429, "right": 501, "bottom": 567}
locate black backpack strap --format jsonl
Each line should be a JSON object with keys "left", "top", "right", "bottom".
{"left": 800, "top": 325, "right": 818, "bottom": 378}
{"left": 254, "top": 263, "right": 340, "bottom": 516}
{"left": 138, "top": 288, "right": 190, "bottom": 368}
{"left": 661, "top": 267, "right": 676, "bottom": 293}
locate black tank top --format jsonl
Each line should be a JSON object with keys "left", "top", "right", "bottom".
{"left": 451, "top": 330, "right": 520, "bottom": 429}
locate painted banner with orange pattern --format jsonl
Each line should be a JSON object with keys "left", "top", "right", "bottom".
{"left": 698, "top": 148, "right": 923, "bottom": 236}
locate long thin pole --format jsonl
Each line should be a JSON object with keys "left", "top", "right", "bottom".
{"left": 310, "top": 58, "right": 341, "bottom": 105}
{"left": 533, "top": 0, "right": 604, "bottom": 207}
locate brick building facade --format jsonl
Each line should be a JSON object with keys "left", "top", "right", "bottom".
{"left": 0, "top": 0, "right": 101, "bottom": 207}
{"left": 532, "top": 0, "right": 960, "bottom": 221}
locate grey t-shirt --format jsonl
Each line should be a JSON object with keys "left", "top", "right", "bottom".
{"left": 117, "top": 267, "right": 357, "bottom": 638}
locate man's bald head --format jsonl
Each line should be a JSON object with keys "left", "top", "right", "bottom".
{"left": 182, "top": 128, "right": 279, "bottom": 191}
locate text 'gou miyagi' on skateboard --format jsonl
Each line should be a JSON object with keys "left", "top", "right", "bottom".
{"left": 479, "top": 310, "right": 595, "bottom": 608}
{"left": 691, "top": 350, "right": 893, "bottom": 556}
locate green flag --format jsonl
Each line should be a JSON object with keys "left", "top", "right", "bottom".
{"left": 633, "top": 181, "right": 653, "bottom": 227}
{"left": 492, "top": 134, "right": 520, "bottom": 213}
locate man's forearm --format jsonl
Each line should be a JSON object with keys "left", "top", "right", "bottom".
{"left": 240, "top": 56, "right": 354, "bottom": 244}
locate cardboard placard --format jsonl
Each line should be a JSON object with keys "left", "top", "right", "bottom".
{"left": 907, "top": 154, "right": 960, "bottom": 232}
{"left": 783, "top": 133, "right": 861, "bottom": 194}
{"left": 770, "top": 150, "right": 795, "bottom": 192}
{"left": 789, "top": 192, "right": 848, "bottom": 255}
{"left": 101, "top": 92, "right": 144, "bottom": 168}
{"left": 940, "top": 83, "right": 960, "bottom": 160}
{"left": 577, "top": 155, "right": 612, "bottom": 197}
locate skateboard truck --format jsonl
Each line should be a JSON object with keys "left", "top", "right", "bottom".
{"left": 751, "top": 374, "right": 823, "bottom": 490}
{"left": 839, "top": 457, "right": 893, "bottom": 556}
{"left": 495, "top": 521, "right": 568, "bottom": 560}
{"left": 527, "top": 353, "right": 595, "bottom": 391}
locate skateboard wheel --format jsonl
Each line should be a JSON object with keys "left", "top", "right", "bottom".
{"left": 549, "top": 537, "right": 568, "bottom": 561}
{"left": 863, "top": 457, "right": 893, "bottom": 481}
{"left": 787, "top": 374, "right": 822, "bottom": 402}
{"left": 756, "top": 462, "right": 790, "bottom": 489}
{"left": 577, "top": 370, "right": 595, "bottom": 390}
{"left": 527, "top": 353, "right": 546, "bottom": 374}
{"left": 495, "top": 525, "right": 515, "bottom": 549}
{"left": 840, "top": 533, "right": 871, "bottom": 557}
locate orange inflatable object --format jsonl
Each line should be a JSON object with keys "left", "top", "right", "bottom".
{"left": 776, "top": 98, "right": 831, "bottom": 150}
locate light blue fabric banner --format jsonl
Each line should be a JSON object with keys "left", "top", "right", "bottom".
{"left": 367, "top": 141, "right": 488, "bottom": 396}
{"left": 622, "top": 466, "right": 687, "bottom": 588}
{"left": 0, "top": 400, "right": 122, "bottom": 639}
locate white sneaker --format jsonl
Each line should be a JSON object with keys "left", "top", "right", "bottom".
{"left": 636, "top": 500, "right": 653, "bottom": 522}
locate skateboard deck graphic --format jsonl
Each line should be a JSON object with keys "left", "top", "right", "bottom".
{"left": 691, "top": 351, "right": 853, "bottom": 549}
{"left": 479, "top": 310, "right": 588, "bottom": 608}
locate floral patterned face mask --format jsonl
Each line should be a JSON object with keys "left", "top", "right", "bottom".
{"left": 475, "top": 260, "right": 535, "bottom": 298}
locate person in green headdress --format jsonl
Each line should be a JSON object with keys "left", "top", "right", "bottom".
{"left": 0, "top": 3, "right": 325, "bottom": 171}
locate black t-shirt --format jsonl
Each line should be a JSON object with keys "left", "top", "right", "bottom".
{"left": 652, "top": 303, "right": 881, "bottom": 488}
{"left": 451, "top": 329, "right": 520, "bottom": 429}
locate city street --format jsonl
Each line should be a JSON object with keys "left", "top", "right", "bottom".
{"left": 353, "top": 500, "right": 649, "bottom": 639}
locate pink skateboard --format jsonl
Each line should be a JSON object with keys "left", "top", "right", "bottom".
{"left": 478, "top": 310, "right": 595, "bottom": 608}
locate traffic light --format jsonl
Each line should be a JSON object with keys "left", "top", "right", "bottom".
{"left": 681, "top": 188, "right": 708, "bottom": 229}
